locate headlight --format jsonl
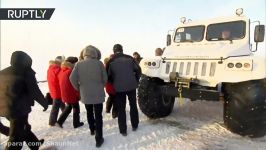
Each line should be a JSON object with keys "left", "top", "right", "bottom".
{"left": 144, "top": 62, "right": 148, "bottom": 66}
{"left": 244, "top": 63, "right": 251, "bottom": 68}
{"left": 235, "top": 63, "right": 242, "bottom": 68}
{"left": 227, "top": 63, "right": 234, "bottom": 68}
{"left": 142, "top": 60, "right": 160, "bottom": 68}
{"left": 225, "top": 59, "right": 252, "bottom": 71}
{"left": 236, "top": 8, "right": 243, "bottom": 16}
{"left": 152, "top": 62, "right": 156, "bottom": 66}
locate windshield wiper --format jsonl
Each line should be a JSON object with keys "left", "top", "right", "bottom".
{"left": 180, "top": 39, "right": 194, "bottom": 43}
{"left": 208, "top": 37, "right": 233, "bottom": 43}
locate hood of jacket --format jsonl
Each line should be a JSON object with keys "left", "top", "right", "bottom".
{"left": 61, "top": 61, "right": 74, "bottom": 70}
{"left": 10, "top": 51, "right": 32, "bottom": 69}
{"left": 49, "top": 60, "right": 61, "bottom": 66}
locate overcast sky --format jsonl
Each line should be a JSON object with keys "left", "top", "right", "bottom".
{"left": 0, "top": 0, "right": 265, "bottom": 80}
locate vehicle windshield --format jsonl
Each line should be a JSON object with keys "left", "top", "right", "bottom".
{"left": 174, "top": 26, "right": 205, "bottom": 43}
{"left": 206, "top": 21, "right": 246, "bottom": 41}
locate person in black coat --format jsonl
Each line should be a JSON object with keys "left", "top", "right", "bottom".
{"left": 107, "top": 44, "right": 141, "bottom": 136}
{"left": 0, "top": 51, "right": 48, "bottom": 150}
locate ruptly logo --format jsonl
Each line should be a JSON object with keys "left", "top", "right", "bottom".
{"left": 0, "top": 8, "right": 55, "bottom": 20}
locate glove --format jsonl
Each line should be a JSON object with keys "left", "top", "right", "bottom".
{"left": 43, "top": 105, "right": 48, "bottom": 112}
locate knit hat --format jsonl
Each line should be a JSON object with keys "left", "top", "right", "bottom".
{"left": 66, "top": 56, "right": 78, "bottom": 64}
{"left": 82, "top": 45, "right": 99, "bottom": 59}
{"left": 113, "top": 44, "right": 123, "bottom": 53}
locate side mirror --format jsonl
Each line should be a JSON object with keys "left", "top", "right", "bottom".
{"left": 254, "top": 25, "right": 265, "bottom": 42}
{"left": 167, "top": 34, "right": 171, "bottom": 46}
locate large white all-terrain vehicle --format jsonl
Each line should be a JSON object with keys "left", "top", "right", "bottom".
{"left": 138, "top": 9, "right": 266, "bottom": 137}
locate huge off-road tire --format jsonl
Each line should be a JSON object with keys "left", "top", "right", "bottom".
{"left": 138, "top": 75, "right": 175, "bottom": 119}
{"left": 223, "top": 78, "right": 266, "bottom": 137}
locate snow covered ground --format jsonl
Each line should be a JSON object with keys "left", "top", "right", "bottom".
{"left": 1, "top": 83, "right": 266, "bottom": 150}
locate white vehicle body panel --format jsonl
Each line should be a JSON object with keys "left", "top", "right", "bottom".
{"left": 141, "top": 15, "right": 266, "bottom": 87}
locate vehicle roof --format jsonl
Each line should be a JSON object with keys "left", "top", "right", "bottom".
{"left": 177, "top": 15, "right": 249, "bottom": 28}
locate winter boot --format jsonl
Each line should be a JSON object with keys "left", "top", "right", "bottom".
{"left": 73, "top": 108, "right": 84, "bottom": 129}
{"left": 55, "top": 122, "right": 63, "bottom": 128}
{"left": 96, "top": 138, "right": 104, "bottom": 148}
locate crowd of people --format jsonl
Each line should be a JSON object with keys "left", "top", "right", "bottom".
{"left": 0, "top": 45, "right": 164, "bottom": 149}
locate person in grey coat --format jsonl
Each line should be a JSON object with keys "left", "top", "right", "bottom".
{"left": 107, "top": 44, "right": 141, "bottom": 136}
{"left": 70, "top": 45, "right": 107, "bottom": 148}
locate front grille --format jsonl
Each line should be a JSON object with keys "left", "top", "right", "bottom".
{"left": 172, "top": 62, "right": 177, "bottom": 73}
{"left": 209, "top": 62, "right": 216, "bottom": 76}
{"left": 165, "top": 62, "right": 171, "bottom": 74}
{"left": 193, "top": 62, "right": 199, "bottom": 76}
{"left": 179, "top": 62, "right": 184, "bottom": 75}
{"left": 167, "top": 61, "right": 216, "bottom": 77}
{"left": 201, "top": 62, "right": 207, "bottom": 76}
{"left": 186, "top": 62, "right": 191, "bottom": 75}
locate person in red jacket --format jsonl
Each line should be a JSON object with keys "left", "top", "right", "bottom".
{"left": 55, "top": 57, "right": 84, "bottom": 128}
{"left": 104, "top": 56, "right": 117, "bottom": 119}
{"left": 47, "top": 56, "right": 65, "bottom": 126}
